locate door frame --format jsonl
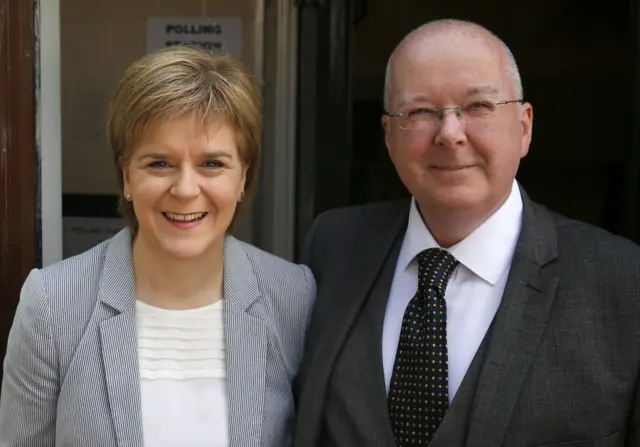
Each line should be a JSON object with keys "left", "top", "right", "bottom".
{"left": 295, "top": 0, "right": 353, "bottom": 257}
{"left": 39, "top": 0, "right": 63, "bottom": 266}
{"left": 0, "top": 0, "right": 38, "bottom": 376}
{"left": 252, "top": 0, "right": 300, "bottom": 260}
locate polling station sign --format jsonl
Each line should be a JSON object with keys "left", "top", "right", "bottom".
{"left": 146, "top": 17, "right": 242, "bottom": 59}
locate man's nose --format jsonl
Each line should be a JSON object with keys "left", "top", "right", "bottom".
{"left": 434, "top": 110, "right": 467, "bottom": 148}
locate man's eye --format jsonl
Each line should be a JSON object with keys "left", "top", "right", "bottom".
{"left": 469, "top": 101, "right": 493, "bottom": 109}
{"left": 408, "top": 108, "right": 436, "bottom": 117}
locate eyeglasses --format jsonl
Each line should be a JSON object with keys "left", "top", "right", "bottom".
{"left": 385, "top": 99, "right": 525, "bottom": 130}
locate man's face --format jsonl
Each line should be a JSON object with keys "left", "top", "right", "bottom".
{"left": 382, "top": 32, "right": 533, "bottom": 218}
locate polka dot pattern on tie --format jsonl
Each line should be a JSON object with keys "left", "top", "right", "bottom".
{"left": 387, "top": 248, "right": 459, "bottom": 446}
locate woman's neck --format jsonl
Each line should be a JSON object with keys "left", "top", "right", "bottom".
{"left": 131, "top": 233, "right": 224, "bottom": 310}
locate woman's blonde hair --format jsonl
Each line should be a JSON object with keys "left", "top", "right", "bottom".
{"left": 107, "top": 45, "right": 262, "bottom": 231}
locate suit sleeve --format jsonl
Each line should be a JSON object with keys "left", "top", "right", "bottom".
{"left": 0, "top": 269, "right": 59, "bottom": 446}
{"left": 299, "top": 212, "right": 322, "bottom": 268}
{"left": 627, "top": 370, "right": 640, "bottom": 446}
{"left": 292, "top": 214, "right": 322, "bottom": 407}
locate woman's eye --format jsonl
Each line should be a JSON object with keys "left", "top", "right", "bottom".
{"left": 148, "top": 160, "right": 170, "bottom": 168}
{"left": 204, "top": 160, "right": 224, "bottom": 169}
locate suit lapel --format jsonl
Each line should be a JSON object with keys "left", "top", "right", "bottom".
{"left": 428, "top": 324, "right": 491, "bottom": 447}
{"left": 466, "top": 190, "right": 560, "bottom": 447}
{"left": 223, "top": 236, "right": 267, "bottom": 447}
{"left": 328, "top": 233, "right": 404, "bottom": 445}
{"left": 97, "top": 230, "right": 145, "bottom": 447}
{"left": 296, "top": 200, "right": 409, "bottom": 447}
{"left": 360, "top": 235, "right": 404, "bottom": 443}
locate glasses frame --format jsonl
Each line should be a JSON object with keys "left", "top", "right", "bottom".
{"left": 385, "top": 99, "right": 525, "bottom": 130}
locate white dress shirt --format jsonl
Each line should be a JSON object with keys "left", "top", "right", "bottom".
{"left": 382, "top": 181, "right": 523, "bottom": 402}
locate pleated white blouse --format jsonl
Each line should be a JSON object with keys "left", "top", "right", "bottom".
{"left": 135, "top": 299, "right": 228, "bottom": 447}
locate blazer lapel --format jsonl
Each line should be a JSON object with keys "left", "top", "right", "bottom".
{"left": 295, "top": 200, "right": 409, "bottom": 447}
{"left": 97, "top": 229, "right": 145, "bottom": 447}
{"left": 466, "top": 190, "right": 560, "bottom": 447}
{"left": 223, "top": 236, "right": 267, "bottom": 447}
{"left": 96, "top": 232, "right": 267, "bottom": 447}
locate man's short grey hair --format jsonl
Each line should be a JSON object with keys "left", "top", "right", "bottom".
{"left": 383, "top": 19, "right": 523, "bottom": 111}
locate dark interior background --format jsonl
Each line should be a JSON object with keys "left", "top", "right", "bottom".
{"left": 350, "top": 0, "right": 632, "bottom": 225}
{"left": 296, "top": 0, "right": 639, "bottom": 253}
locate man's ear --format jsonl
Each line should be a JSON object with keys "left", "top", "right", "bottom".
{"left": 519, "top": 102, "right": 533, "bottom": 158}
{"left": 382, "top": 115, "right": 392, "bottom": 156}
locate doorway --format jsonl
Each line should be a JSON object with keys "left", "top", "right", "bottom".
{"left": 296, "top": 0, "right": 639, "bottom": 252}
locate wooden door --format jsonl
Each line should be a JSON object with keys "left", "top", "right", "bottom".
{"left": 0, "top": 0, "right": 38, "bottom": 380}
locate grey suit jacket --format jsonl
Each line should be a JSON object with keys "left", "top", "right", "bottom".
{"left": 295, "top": 189, "right": 640, "bottom": 447}
{"left": 0, "top": 229, "right": 316, "bottom": 447}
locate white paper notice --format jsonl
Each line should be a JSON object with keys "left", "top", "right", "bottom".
{"left": 146, "top": 17, "right": 242, "bottom": 59}
{"left": 63, "top": 216, "right": 125, "bottom": 259}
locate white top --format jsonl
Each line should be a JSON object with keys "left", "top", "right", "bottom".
{"left": 136, "top": 299, "right": 228, "bottom": 447}
{"left": 383, "top": 180, "right": 523, "bottom": 402}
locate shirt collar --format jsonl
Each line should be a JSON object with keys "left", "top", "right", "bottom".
{"left": 397, "top": 180, "right": 523, "bottom": 285}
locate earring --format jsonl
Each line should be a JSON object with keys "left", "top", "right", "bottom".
{"left": 239, "top": 191, "right": 244, "bottom": 202}
{"left": 125, "top": 191, "right": 132, "bottom": 201}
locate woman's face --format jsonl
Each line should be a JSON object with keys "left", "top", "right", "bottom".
{"left": 123, "top": 115, "right": 246, "bottom": 260}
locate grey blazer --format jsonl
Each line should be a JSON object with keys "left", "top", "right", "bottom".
{"left": 0, "top": 229, "right": 316, "bottom": 447}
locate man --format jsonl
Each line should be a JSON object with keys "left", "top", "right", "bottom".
{"left": 294, "top": 19, "right": 640, "bottom": 447}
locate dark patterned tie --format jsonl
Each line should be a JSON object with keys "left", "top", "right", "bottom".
{"left": 388, "top": 248, "right": 459, "bottom": 446}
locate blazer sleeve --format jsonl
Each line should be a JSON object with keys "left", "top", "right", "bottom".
{"left": 0, "top": 269, "right": 59, "bottom": 446}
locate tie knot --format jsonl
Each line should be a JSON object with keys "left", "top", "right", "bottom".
{"left": 416, "top": 248, "right": 459, "bottom": 293}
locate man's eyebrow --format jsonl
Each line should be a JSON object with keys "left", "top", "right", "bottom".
{"left": 393, "top": 87, "right": 501, "bottom": 110}
{"left": 396, "top": 94, "right": 432, "bottom": 110}
{"left": 465, "top": 86, "right": 499, "bottom": 96}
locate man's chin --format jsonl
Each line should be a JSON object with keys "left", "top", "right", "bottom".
{"left": 423, "top": 185, "right": 485, "bottom": 211}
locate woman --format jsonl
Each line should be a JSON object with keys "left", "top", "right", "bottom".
{"left": 0, "top": 46, "right": 315, "bottom": 447}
